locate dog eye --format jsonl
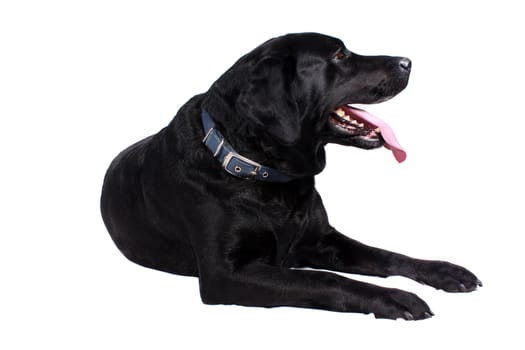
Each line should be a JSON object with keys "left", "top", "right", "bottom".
{"left": 334, "top": 49, "right": 347, "bottom": 60}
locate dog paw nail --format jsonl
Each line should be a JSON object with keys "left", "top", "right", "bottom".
{"left": 423, "top": 312, "right": 433, "bottom": 319}
{"left": 476, "top": 280, "right": 483, "bottom": 287}
{"left": 459, "top": 283, "right": 467, "bottom": 292}
{"left": 403, "top": 312, "right": 414, "bottom": 320}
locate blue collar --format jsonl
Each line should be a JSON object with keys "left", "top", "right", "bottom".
{"left": 201, "top": 110, "right": 292, "bottom": 183}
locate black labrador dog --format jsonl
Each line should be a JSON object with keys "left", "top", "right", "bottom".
{"left": 101, "top": 33, "right": 481, "bottom": 320}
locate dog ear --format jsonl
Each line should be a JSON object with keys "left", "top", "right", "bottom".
{"left": 237, "top": 56, "right": 301, "bottom": 146}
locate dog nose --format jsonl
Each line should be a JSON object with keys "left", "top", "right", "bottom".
{"left": 399, "top": 57, "right": 411, "bottom": 71}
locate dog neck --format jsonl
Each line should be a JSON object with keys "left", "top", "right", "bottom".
{"left": 202, "top": 91, "right": 327, "bottom": 179}
{"left": 201, "top": 109, "right": 293, "bottom": 183}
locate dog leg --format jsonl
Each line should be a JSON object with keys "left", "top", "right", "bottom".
{"left": 199, "top": 264, "right": 432, "bottom": 320}
{"left": 293, "top": 230, "right": 482, "bottom": 292}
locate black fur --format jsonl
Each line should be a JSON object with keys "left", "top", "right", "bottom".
{"left": 101, "top": 33, "right": 481, "bottom": 320}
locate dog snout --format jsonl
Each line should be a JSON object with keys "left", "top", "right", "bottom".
{"left": 398, "top": 57, "right": 411, "bottom": 72}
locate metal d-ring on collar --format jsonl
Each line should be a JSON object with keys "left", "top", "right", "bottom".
{"left": 201, "top": 109, "right": 292, "bottom": 183}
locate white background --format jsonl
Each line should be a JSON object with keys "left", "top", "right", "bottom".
{"left": 1, "top": 0, "right": 523, "bottom": 348}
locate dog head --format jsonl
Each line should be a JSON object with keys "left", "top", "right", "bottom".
{"left": 204, "top": 33, "right": 411, "bottom": 177}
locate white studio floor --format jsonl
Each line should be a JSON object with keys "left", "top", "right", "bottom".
{"left": 1, "top": 1, "right": 523, "bottom": 349}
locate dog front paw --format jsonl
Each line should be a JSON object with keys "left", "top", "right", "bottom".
{"left": 372, "top": 289, "right": 433, "bottom": 321}
{"left": 415, "top": 260, "right": 482, "bottom": 293}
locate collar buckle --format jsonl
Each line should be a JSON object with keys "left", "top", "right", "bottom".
{"left": 222, "top": 151, "right": 262, "bottom": 179}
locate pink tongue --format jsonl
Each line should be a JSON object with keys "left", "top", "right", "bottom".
{"left": 342, "top": 105, "right": 407, "bottom": 163}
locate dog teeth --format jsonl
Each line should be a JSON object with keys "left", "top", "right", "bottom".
{"left": 333, "top": 108, "right": 367, "bottom": 128}
{"left": 334, "top": 108, "right": 352, "bottom": 121}
{"left": 375, "top": 127, "right": 381, "bottom": 133}
{"left": 335, "top": 108, "right": 345, "bottom": 117}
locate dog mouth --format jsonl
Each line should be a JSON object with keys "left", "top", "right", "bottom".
{"left": 330, "top": 107, "right": 382, "bottom": 140}
{"left": 329, "top": 105, "right": 406, "bottom": 163}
